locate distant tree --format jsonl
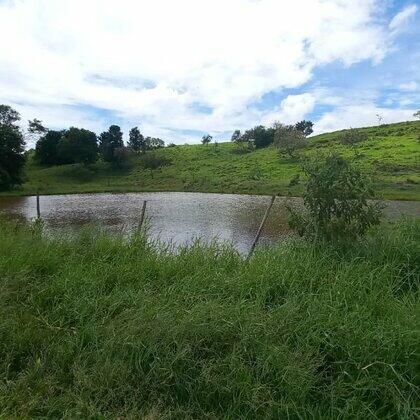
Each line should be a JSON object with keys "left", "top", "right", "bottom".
{"left": 167, "top": 142, "right": 177, "bottom": 148}
{"left": 294, "top": 120, "right": 314, "bottom": 137}
{"left": 274, "top": 123, "right": 308, "bottom": 158}
{"left": 243, "top": 125, "right": 275, "bottom": 149}
{"left": 99, "top": 125, "right": 124, "bottom": 163}
{"left": 28, "top": 118, "right": 48, "bottom": 135}
{"left": 231, "top": 130, "right": 242, "bottom": 143}
{"left": 376, "top": 114, "right": 383, "bottom": 125}
{"left": 128, "top": 126, "right": 145, "bottom": 153}
{"left": 202, "top": 134, "right": 212, "bottom": 145}
{"left": 0, "top": 104, "right": 20, "bottom": 128}
{"left": 145, "top": 137, "right": 165, "bottom": 150}
{"left": 34, "top": 130, "right": 63, "bottom": 165}
{"left": 414, "top": 110, "right": 420, "bottom": 119}
{"left": 113, "top": 146, "right": 131, "bottom": 168}
{"left": 0, "top": 105, "right": 26, "bottom": 190}
{"left": 231, "top": 129, "right": 254, "bottom": 153}
{"left": 59, "top": 127, "right": 98, "bottom": 164}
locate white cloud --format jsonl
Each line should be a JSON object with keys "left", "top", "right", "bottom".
{"left": 0, "top": 0, "right": 414, "bottom": 144}
{"left": 399, "top": 81, "right": 419, "bottom": 91}
{"left": 314, "top": 105, "right": 417, "bottom": 134}
{"left": 389, "top": 4, "right": 418, "bottom": 32}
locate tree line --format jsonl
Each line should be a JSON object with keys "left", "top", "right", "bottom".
{"left": 0, "top": 104, "right": 169, "bottom": 190}
{"left": 229, "top": 120, "right": 313, "bottom": 156}
{"left": 35, "top": 124, "right": 165, "bottom": 167}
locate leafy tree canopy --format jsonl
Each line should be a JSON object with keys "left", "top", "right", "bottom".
{"left": 0, "top": 104, "right": 20, "bottom": 128}
{"left": 99, "top": 125, "right": 124, "bottom": 163}
{"left": 0, "top": 105, "right": 26, "bottom": 190}
{"left": 128, "top": 126, "right": 145, "bottom": 153}
{"left": 201, "top": 134, "right": 212, "bottom": 145}
{"left": 59, "top": 127, "right": 98, "bottom": 165}
{"left": 294, "top": 120, "right": 314, "bottom": 136}
{"left": 34, "top": 130, "right": 64, "bottom": 165}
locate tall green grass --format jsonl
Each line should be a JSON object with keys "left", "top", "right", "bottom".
{"left": 0, "top": 219, "right": 419, "bottom": 418}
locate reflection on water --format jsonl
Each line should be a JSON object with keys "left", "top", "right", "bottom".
{"left": 0, "top": 192, "right": 419, "bottom": 253}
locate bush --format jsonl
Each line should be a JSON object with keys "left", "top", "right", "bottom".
{"left": 140, "top": 153, "right": 171, "bottom": 170}
{"left": 113, "top": 146, "right": 132, "bottom": 169}
{"left": 339, "top": 129, "right": 368, "bottom": 146}
{"left": 62, "top": 164, "right": 96, "bottom": 182}
{"left": 274, "top": 124, "right": 308, "bottom": 158}
{"left": 287, "top": 154, "right": 382, "bottom": 242}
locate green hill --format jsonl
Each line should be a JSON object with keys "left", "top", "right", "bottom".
{"left": 5, "top": 120, "right": 420, "bottom": 200}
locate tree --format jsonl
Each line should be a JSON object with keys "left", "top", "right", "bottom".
{"left": 0, "top": 105, "right": 26, "bottom": 190}
{"left": 274, "top": 123, "right": 308, "bottom": 158}
{"left": 231, "top": 129, "right": 254, "bottom": 153}
{"left": 34, "top": 130, "right": 63, "bottom": 165}
{"left": 28, "top": 118, "right": 48, "bottom": 135}
{"left": 202, "top": 134, "right": 212, "bottom": 145}
{"left": 145, "top": 137, "right": 165, "bottom": 150}
{"left": 0, "top": 104, "right": 20, "bottom": 128}
{"left": 294, "top": 120, "right": 314, "bottom": 136}
{"left": 231, "top": 130, "right": 242, "bottom": 143}
{"left": 414, "top": 110, "right": 420, "bottom": 119}
{"left": 128, "top": 126, "right": 145, "bottom": 153}
{"left": 287, "top": 154, "right": 382, "bottom": 242}
{"left": 243, "top": 125, "right": 275, "bottom": 149}
{"left": 59, "top": 127, "right": 98, "bottom": 164}
{"left": 99, "top": 125, "right": 124, "bottom": 163}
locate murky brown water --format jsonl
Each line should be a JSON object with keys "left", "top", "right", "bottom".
{"left": 0, "top": 192, "right": 419, "bottom": 253}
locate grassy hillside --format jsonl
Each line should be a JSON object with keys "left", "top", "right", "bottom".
{"left": 0, "top": 218, "right": 418, "bottom": 418}
{"left": 5, "top": 120, "right": 420, "bottom": 200}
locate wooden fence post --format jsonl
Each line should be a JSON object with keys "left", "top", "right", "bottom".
{"left": 36, "top": 189, "right": 41, "bottom": 219}
{"left": 247, "top": 195, "right": 276, "bottom": 261}
{"left": 139, "top": 200, "right": 147, "bottom": 229}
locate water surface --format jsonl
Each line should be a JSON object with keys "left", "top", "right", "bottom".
{"left": 0, "top": 192, "right": 418, "bottom": 253}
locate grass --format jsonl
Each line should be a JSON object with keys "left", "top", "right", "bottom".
{"left": 0, "top": 218, "right": 419, "bottom": 418}
{"left": 2, "top": 120, "right": 420, "bottom": 200}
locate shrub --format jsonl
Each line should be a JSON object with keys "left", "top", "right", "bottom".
{"left": 140, "top": 153, "right": 171, "bottom": 170}
{"left": 274, "top": 124, "right": 308, "bottom": 158}
{"left": 113, "top": 146, "right": 132, "bottom": 169}
{"left": 339, "top": 129, "right": 368, "bottom": 146}
{"left": 62, "top": 164, "right": 95, "bottom": 182}
{"left": 287, "top": 154, "right": 382, "bottom": 242}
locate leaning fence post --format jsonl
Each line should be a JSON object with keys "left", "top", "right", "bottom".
{"left": 139, "top": 200, "right": 147, "bottom": 229}
{"left": 247, "top": 195, "right": 276, "bottom": 261}
{"left": 36, "top": 189, "right": 41, "bottom": 219}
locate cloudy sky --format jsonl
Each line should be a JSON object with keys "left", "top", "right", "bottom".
{"left": 0, "top": 0, "right": 419, "bottom": 146}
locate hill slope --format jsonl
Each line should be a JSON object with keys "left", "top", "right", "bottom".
{"left": 5, "top": 121, "right": 420, "bottom": 200}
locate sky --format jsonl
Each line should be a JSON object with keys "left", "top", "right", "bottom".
{"left": 0, "top": 0, "right": 419, "bottom": 146}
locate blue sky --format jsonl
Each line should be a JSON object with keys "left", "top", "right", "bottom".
{"left": 0, "top": 0, "right": 419, "bottom": 146}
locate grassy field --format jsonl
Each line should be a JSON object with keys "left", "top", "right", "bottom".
{"left": 3, "top": 120, "right": 420, "bottom": 200}
{"left": 0, "top": 218, "right": 418, "bottom": 418}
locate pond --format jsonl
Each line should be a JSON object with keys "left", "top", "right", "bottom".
{"left": 0, "top": 192, "right": 419, "bottom": 254}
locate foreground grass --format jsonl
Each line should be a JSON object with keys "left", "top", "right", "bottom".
{"left": 0, "top": 219, "right": 419, "bottom": 418}
{"left": 3, "top": 120, "right": 420, "bottom": 200}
